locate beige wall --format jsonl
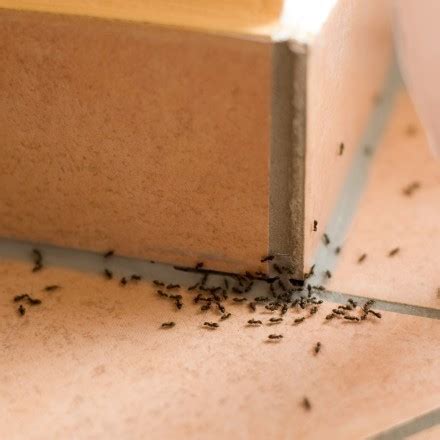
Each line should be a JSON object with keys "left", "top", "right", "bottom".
{"left": 0, "top": 10, "right": 271, "bottom": 272}
{"left": 304, "top": 0, "right": 393, "bottom": 269}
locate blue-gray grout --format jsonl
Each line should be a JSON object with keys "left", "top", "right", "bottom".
{"left": 0, "top": 236, "right": 438, "bottom": 317}
{"left": 369, "top": 407, "right": 440, "bottom": 440}
{"left": 319, "top": 290, "right": 440, "bottom": 320}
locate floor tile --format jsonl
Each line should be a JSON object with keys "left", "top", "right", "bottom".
{"left": 328, "top": 91, "right": 440, "bottom": 308}
{"left": 0, "top": 257, "right": 438, "bottom": 439}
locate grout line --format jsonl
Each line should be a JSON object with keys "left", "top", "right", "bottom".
{"left": 1, "top": 237, "right": 439, "bottom": 317}
{"left": 269, "top": 42, "right": 298, "bottom": 274}
{"left": 319, "top": 290, "right": 440, "bottom": 320}
{"left": 308, "top": 60, "right": 402, "bottom": 287}
{"left": 369, "top": 407, "right": 440, "bottom": 440}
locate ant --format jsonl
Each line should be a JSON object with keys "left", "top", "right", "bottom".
{"left": 44, "top": 285, "right": 60, "bottom": 292}
{"left": 267, "top": 334, "right": 283, "bottom": 340}
{"left": 261, "top": 255, "right": 274, "bottom": 262}
{"left": 302, "top": 397, "right": 312, "bottom": 411}
{"left": 339, "top": 142, "right": 345, "bottom": 156}
{"left": 314, "top": 342, "right": 321, "bottom": 355}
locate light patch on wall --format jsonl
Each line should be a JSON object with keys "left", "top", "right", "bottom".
{"left": 273, "top": 0, "right": 338, "bottom": 42}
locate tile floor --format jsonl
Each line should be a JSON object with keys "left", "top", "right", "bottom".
{"left": 0, "top": 255, "right": 439, "bottom": 440}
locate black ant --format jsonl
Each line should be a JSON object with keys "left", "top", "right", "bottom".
{"left": 261, "top": 255, "right": 274, "bottom": 262}
{"left": 314, "top": 342, "right": 321, "bottom": 355}
{"left": 267, "top": 334, "right": 283, "bottom": 340}
{"left": 302, "top": 397, "right": 312, "bottom": 411}
{"left": 44, "top": 285, "right": 60, "bottom": 292}
{"left": 339, "top": 142, "right": 345, "bottom": 155}
{"left": 388, "top": 248, "right": 400, "bottom": 257}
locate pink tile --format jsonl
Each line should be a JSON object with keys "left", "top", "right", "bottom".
{"left": 329, "top": 91, "right": 440, "bottom": 308}
{"left": 0, "top": 259, "right": 438, "bottom": 439}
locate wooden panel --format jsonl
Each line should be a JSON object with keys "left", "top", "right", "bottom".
{"left": 0, "top": 10, "right": 271, "bottom": 272}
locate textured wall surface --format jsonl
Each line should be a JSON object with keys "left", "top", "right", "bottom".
{"left": 0, "top": 10, "right": 271, "bottom": 272}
